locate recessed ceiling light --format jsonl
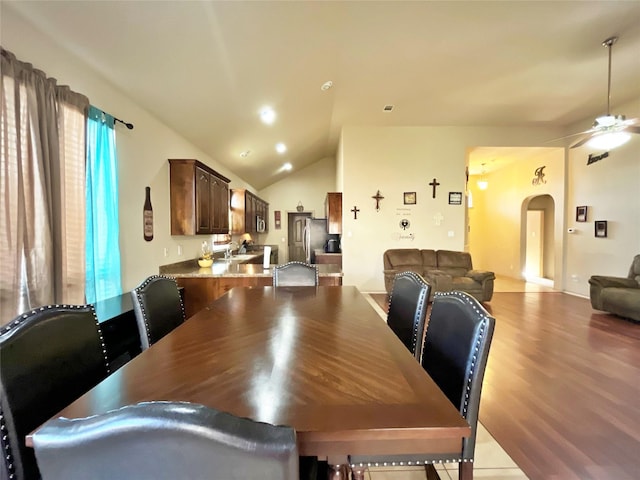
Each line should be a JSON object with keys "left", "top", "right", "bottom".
{"left": 283, "top": 162, "right": 292, "bottom": 171}
{"left": 321, "top": 80, "right": 333, "bottom": 91}
{"left": 260, "top": 107, "right": 276, "bottom": 125}
{"left": 239, "top": 150, "right": 251, "bottom": 158}
{"left": 275, "top": 142, "right": 287, "bottom": 154}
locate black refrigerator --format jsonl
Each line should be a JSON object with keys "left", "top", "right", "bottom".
{"left": 303, "top": 218, "right": 328, "bottom": 264}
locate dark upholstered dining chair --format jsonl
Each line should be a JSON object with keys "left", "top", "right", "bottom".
{"left": 387, "top": 271, "right": 431, "bottom": 361}
{"left": 272, "top": 262, "right": 319, "bottom": 287}
{"left": 0, "top": 305, "right": 110, "bottom": 480}
{"left": 32, "top": 401, "right": 299, "bottom": 480}
{"left": 350, "top": 290, "right": 495, "bottom": 480}
{"left": 130, "top": 275, "right": 185, "bottom": 350}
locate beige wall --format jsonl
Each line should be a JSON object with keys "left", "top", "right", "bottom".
{"left": 563, "top": 98, "right": 640, "bottom": 296}
{"left": 258, "top": 157, "right": 336, "bottom": 263}
{"left": 467, "top": 149, "right": 565, "bottom": 284}
{"left": 339, "top": 126, "right": 564, "bottom": 291}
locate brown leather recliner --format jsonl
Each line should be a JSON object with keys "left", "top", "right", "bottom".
{"left": 589, "top": 255, "right": 640, "bottom": 322}
{"left": 383, "top": 249, "right": 495, "bottom": 302}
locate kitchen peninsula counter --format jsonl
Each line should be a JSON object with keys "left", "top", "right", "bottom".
{"left": 160, "top": 259, "right": 342, "bottom": 318}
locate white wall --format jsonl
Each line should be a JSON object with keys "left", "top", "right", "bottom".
{"left": 258, "top": 157, "right": 336, "bottom": 263}
{"left": 2, "top": 8, "right": 255, "bottom": 292}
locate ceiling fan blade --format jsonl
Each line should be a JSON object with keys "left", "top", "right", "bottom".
{"left": 570, "top": 135, "right": 593, "bottom": 149}
{"left": 546, "top": 128, "right": 598, "bottom": 144}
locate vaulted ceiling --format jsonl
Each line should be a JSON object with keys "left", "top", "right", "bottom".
{"left": 4, "top": 1, "right": 640, "bottom": 187}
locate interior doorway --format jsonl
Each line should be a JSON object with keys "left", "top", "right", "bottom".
{"left": 523, "top": 194, "right": 555, "bottom": 284}
{"left": 287, "top": 212, "right": 311, "bottom": 262}
{"left": 525, "top": 210, "right": 544, "bottom": 277}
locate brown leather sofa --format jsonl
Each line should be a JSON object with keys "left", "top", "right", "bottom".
{"left": 383, "top": 249, "right": 495, "bottom": 302}
{"left": 588, "top": 255, "right": 640, "bottom": 322}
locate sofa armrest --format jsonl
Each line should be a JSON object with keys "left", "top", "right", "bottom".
{"left": 588, "top": 275, "right": 639, "bottom": 289}
{"left": 423, "top": 270, "right": 453, "bottom": 298}
{"left": 466, "top": 270, "right": 496, "bottom": 284}
{"left": 383, "top": 269, "right": 398, "bottom": 294}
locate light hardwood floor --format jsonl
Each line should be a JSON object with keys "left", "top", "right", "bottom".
{"left": 367, "top": 277, "right": 640, "bottom": 480}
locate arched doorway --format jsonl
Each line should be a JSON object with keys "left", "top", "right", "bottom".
{"left": 521, "top": 194, "right": 555, "bottom": 285}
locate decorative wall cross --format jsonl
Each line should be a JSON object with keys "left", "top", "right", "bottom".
{"left": 429, "top": 178, "right": 440, "bottom": 198}
{"left": 351, "top": 206, "right": 360, "bottom": 220}
{"left": 371, "top": 190, "right": 384, "bottom": 211}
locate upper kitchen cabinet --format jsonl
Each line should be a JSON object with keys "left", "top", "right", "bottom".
{"left": 325, "top": 192, "right": 342, "bottom": 234}
{"left": 169, "top": 159, "right": 230, "bottom": 235}
{"left": 231, "top": 189, "right": 269, "bottom": 235}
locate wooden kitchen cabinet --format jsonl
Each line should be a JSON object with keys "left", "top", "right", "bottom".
{"left": 176, "top": 273, "right": 339, "bottom": 318}
{"left": 325, "top": 192, "right": 342, "bottom": 234}
{"left": 314, "top": 251, "right": 342, "bottom": 269}
{"left": 231, "top": 189, "right": 269, "bottom": 234}
{"left": 169, "top": 159, "right": 230, "bottom": 235}
{"left": 176, "top": 276, "right": 271, "bottom": 318}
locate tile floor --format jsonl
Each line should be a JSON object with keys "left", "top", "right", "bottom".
{"left": 361, "top": 288, "right": 530, "bottom": 480}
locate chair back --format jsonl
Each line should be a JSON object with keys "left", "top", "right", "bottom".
{"left": 421, "top": 290, "right": 495, "bottom": 460}
{"left": 387, "top": 272, "right": 431, "bottom": 361}
{"left": 272, "top": 262, "right": 318, "bottom": 287}
{"left": 131, "top": 275, "right": 185, "bottom": 350}
{"left": 32, "top": 401, "right": 299, "bottom": 480}
{"left": 0, "top": 305, "right": 110, "bottom": 480}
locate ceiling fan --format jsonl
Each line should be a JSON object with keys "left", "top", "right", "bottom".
{"left": 561, "top": 36, "right": 640, "bottom": 149}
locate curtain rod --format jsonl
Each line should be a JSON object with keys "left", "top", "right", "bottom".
{"left": 93, "top": 105, "right": 134, "bottom": 129}
{"left": 114, "top": 117, "right": 134, "bottom": 130}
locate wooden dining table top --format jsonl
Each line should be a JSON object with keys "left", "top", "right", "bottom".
{"left": 28, "top": 286, "right": 469, "bottom": 462}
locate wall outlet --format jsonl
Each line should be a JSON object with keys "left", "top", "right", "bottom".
{"left": 448, "top": 230, "right": 454, "bottom": 237}
{"left": 163, "top": 247, "right": 169, "bottom": 257}
{"left": 571, "top": 274, "right": 580, "bottom": 282}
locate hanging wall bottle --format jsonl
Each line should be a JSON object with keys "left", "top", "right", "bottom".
{"left": 143, "top": 186, "right": 154, "bottom": 241}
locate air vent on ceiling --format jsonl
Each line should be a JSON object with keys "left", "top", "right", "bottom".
{"left": 383, "top": 105, "right": 394, "bottom": 112}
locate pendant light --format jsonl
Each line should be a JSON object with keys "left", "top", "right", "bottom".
{"left": 477, "top": 163, "right": 488, "bottom": 190}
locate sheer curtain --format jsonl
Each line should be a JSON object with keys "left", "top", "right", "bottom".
{"left": 85, "top": 106, "right": 122, "bottom": 304}
{"left": 0, "top": 48, "right": 88, "bottom": 325}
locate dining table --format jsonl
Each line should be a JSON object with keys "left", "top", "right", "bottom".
{"left": 27, "top": 286, "right": 469, "bottom": 479}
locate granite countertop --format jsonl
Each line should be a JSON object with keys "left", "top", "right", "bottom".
{"left": 245, "top": 244, "right": 278, "bottom": 252}
{"left": 160, "top": 257, "right": 342, "bottom": 278}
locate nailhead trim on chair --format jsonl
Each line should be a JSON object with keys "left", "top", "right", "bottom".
{"left": 432, "top": 290, "right": 488, "bottom": 418}
{"left": 133, "top": 275, "right": 186, "bottom": 347}
{"left": 389, "top": 271, "right": 429, "bottom": 357}
{"left": 0, "top": 303, "right": 111, "bottom": 478}
{"left": 350, "top": 458, "right": 474, "bottom": 467}
{"left": 1, "top": 408, "right": 16, "bottom": 479}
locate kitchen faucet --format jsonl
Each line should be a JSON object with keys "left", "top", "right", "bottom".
{"left": 225, "top": 241, "right": 238, "bottom": 259}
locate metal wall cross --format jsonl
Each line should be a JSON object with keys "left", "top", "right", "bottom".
{"left": 351, "top": 206, "right": 360, "bottom": 219}
{"left": 371, "top": 190, "right": 384, "bottom": 211}
{"left": 429, "top": 178, "right": 440, "bottom": 198}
